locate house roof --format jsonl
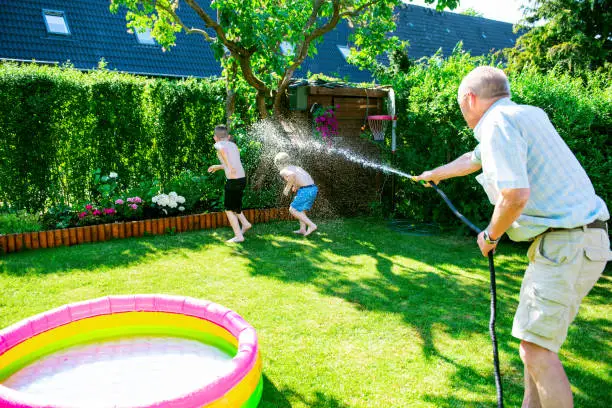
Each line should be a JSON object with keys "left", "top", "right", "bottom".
{"left": 298, "top": 4, "right": 519, "bottom": 82}
{"left": 0, "top": 2, "right": 518, "bottom": 81}
{"left": 0, "top": 0, "right": 221, "bottom": 78}
{"left": 395, "top": 4, "right": 518, "bottom": 60}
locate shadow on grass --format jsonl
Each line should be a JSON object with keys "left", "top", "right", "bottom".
{"left": 264, "top": 387, "right": 348, "bottom": 408}
{"left": 0, "top": 229, "right": 228, "bottom": 276}
{"left": 233, "top": 219, "right": 610, "bottom": 408}
{"left": 260, "top": 374, "right": 292, "bottom": 408}
{"left": 1, "top": 218, "right": 609, "bottom": 407}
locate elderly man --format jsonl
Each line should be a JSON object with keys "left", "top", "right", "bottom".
{"left": 415, "top": 66, "right": 610, "bottom": 408}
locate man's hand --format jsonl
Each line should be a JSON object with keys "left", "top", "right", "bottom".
{"left": 477, "top": 231, "right": 498, "bottom": 257}
{"left": 413, "top": 170, "right": 442, "bottom": 187}
{"left": 292, "top": 186, "right": 298, "bottom": 193}
{"left": 229, "top": 167, "right": 237, "bottom": 178}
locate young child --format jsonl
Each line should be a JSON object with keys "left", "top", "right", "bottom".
{"left": 208, "top": 125, "right": 251, "bottom": 243}
{"left": 274, "top": 152, "right": 318, "bottom": 236}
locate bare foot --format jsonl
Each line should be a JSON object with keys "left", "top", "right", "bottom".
{"left": 241, "top": 223, "right": 252, "bottom": 234}
{"left": 293, "top": 229, "right": 306, "bottom": 235}
{"left": 303, "top": 225, "right": 317, "bottom": 237}
{"left": 226, "top": 236, "right": 244, "bottom": 243}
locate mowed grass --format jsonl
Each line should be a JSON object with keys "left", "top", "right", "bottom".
{"left": 0, "top": 218, "right": 610, "bottom": 407}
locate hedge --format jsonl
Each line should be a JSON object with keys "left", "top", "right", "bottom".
{"left": 1, "top": 57, "right": 609, "bottom": 229}
{"left": 0, "top": 63, "right": 228, "bottom": 212}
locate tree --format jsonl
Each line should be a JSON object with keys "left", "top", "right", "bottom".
{"left": 110, "top": 0, "right": 458, "bottom": 120}
{"left": 460, "top": 8, "right": 483, "bottom": 17}
{"left": 506, "top": 0, "right": 611, "bottom": 73}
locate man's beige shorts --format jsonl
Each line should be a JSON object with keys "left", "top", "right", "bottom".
{"left": 512, "top": 226, "right": 611, "bottom": 353}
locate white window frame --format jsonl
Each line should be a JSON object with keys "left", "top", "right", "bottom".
{"left": 135, "top": 27, "right": 156, "bottom": 45}
{"left": 337, "top": 45, "right": 351, "bottom": 61}
{"left": 42, "top": 10, "right": 70, "bottom": 35}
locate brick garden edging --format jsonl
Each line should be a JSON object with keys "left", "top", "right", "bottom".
{"left": 0, "top": 208, "right": 291, "bottom": 256}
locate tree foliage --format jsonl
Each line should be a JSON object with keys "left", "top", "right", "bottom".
{"left": 109, "top": 0, "right": 458, "bottom": 119}
{"left": 506, "top": 0, "right": 611, "bottom": 73}
{"left": 460, "top": 8, "right": 483, "bottom": 17}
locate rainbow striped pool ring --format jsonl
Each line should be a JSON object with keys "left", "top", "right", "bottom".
{"left": 0, "top": 295, "right": 263, "bottom": 408}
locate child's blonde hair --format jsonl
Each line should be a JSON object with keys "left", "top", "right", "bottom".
{"left": 274, "top": 152, "right": 290, "bottom": 169}
{"left": 214, "top": 124, "right": 229, "bottom": 139}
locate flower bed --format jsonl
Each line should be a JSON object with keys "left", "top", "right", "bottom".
{"left": 0, "top": 208, "right": 290, "bottom": 256}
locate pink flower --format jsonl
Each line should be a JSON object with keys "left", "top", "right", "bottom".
{"left": 92, "top": 209, "right": 101, "bottom": 216}
{"left": 127, "top": 197, "right": 133, "bottom": 203}
{"left": 104, "top": 208, "right": 116, "bottom": 215}
{"left": 78, "top": 212, "right": 87, "bottom": 219}
{"left": 115, "top": 199, "right": 124, "bottom": 205}
{"left": 130, "top": 204, "right": 138, "bottom": 210}
{"left": 85, "top": 204, "right": 93, "bottom": 210}
{"left": 130, "top": 197, "right": 142, "bottom": 204}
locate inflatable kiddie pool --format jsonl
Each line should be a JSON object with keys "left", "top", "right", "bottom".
{"left": 0, "top": 295, "right": 262, "bottom": 407}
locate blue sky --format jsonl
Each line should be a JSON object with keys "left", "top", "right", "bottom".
{"left": 407, "top": 0, "right": 529, "bottom": 24}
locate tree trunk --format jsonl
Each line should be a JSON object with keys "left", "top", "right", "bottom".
{"left": 226, "top": 87, "right": 236, "bottom": 129}
{"left": 256, "top": 91, "right": 268, "bottom": 119}
{"left": 272, "top": 89, "right": 289, "bottom": 119}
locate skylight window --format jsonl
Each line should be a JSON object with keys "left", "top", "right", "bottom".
{"left": 43, "top": 10, "right": 70, "bottom": 35}
{"left": 337, "top": 45, "right": 350, "bottom": 61}
{"left": 135, "top": 28, "right": 156, "bottom": 45}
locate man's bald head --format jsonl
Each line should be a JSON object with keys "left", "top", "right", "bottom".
{"left": 458, "top": 66, "right": 511, "bottom": 102}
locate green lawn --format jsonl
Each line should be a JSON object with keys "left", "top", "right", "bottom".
{"left": 0, "top": 218, "right": 610, "bottom": 407}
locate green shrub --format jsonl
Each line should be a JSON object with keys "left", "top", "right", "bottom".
{"left": 233, "top": 129, "right": 282, "bottom": 210}
{"left": 509, "top": 68, "right": 611, "bottom": 206}
{"left": 384, "top": 48, "right": 611, "bottom": 229}
{"left": 386, "top": 49, "right": 490, "bottom": 229}
{"left": 165, "top": 170, "right": 223, "bottom": 213}
{"left": 0, "top": 63, "right": 226, "bottom": 213}
{"left": 0, "top": 211, "right": 43, "bottom": 234}
{"left": 40, "top": 203, "right": 76, "bottom": 230}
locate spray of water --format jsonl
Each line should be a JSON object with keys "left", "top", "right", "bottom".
{"left": 248, "top": 118, "right": 415, "bottom": 180}
{"left": 243, "top": 117, "right": 416, "bottom": 219}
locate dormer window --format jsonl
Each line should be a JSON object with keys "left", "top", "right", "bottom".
{"left": 135, "top": 28, "right": 156, "bottom": 45}
{"left": 337, "top": 45, "right": 350, "bottom": 60}
{"left": 43, "top": 10, "right": 70, "bottom": 35}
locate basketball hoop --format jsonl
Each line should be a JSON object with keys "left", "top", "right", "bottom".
{"left": 368, "top": 115, "right": 397, "bottom": 142}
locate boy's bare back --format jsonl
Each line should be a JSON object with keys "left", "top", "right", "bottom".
{"left": 214, "top": 140, "right": 245, "bottom": 179}
{"left": 280, "top": 165, "right": 314, "bottom": 188}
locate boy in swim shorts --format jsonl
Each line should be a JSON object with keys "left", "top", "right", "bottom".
{"left": 274, "top": 152, "right": 318, "bottom": 236}
{"left": 208, "top": 125, "right": 252, "bottom": 243}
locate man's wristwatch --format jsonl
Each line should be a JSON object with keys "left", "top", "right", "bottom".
{"left": 483, "top": 230, "right": 500, "bottom": 245}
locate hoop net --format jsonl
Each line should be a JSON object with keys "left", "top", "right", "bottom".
{"left": 368, "top": 115, "right": 397, "bottom": 141}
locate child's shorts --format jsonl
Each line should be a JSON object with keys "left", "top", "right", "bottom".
{"left": 291, "top": 185, "right": 318, "bottom": 212}
{"left": 224, "top": 177, "right": 246, "bottom": 213}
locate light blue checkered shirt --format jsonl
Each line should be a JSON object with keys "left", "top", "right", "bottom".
{"left": 470, "top": 98, "right": 609, "bottom": 242}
